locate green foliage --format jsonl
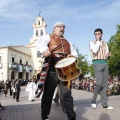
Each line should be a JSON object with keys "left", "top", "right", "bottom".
{"left": 74, "top": 46, "right": 90, "bottom": 76}
{"left": 108, "top": 25, "right": 120, "bottom": 76}
{"left": 88, "top": 64, "right": 95, "bottom": 77}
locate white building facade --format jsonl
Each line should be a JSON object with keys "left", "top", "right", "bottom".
{"left": 0, "top": 16, "right": 46, "bottom": 82}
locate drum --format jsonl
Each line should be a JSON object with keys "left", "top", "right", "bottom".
{"left": 55, "top": 57, "right": 80, "bottom": 82}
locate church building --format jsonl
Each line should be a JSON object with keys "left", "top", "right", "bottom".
{"left": 0, "top": 16, "right": 47, "bottom": 81}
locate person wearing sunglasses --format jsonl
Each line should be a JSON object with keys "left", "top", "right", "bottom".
{"left": 37, "top": 22, "right": 77, "bottom": 120}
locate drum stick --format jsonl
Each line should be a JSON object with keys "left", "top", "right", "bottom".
{"left": 51, "top": 44, "right": 66, "bottom": 54}
{"left": 41, "top": 44, "right": 65, "bottom": 58}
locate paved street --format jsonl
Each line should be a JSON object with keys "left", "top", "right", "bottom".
{"left": 0, "top": 86, "right": 120, "bottom": 120}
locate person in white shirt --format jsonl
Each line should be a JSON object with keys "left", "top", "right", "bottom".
{"left": 28, "top": 79, "right": 37, "bottom": 102}
{"left": 37, "top": 22, "right": 77, "bottom": 120}
{"left": 11, "top": 84, "right": 16, "bottom": 99}
{"left": 89, "top": 28, "right": 113, "bottom": 110}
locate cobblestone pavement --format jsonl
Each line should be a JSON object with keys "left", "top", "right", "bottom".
{"left": 0, "top": 86, "right": 120, "bottom": 120}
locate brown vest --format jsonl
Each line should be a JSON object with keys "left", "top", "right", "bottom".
{"left": 48, "top": 34, "right": 71, "bottom": 54}
{"left": 90, "top": 40, "right": 108, "bottom": 60}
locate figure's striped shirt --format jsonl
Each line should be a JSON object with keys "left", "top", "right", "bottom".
{"left": 90, "top": 40, "right": 109, "bottom": 60}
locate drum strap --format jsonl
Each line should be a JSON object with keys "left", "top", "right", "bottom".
{"left": 36, "top": 43, "right": 65, "bottom": 98}
{"left": 52, "top": 53, "right": 68, "bottom": 58}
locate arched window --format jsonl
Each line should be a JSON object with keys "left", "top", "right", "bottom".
{"left": 40, "top": 29, "right": 43, "bottom": 36}
{"left": 36, "top": 30, "right": 38, "bottom": 36}
{"left": 20, "top": 59, "right": 22, "bottom": 65}
{"left": 38, "top": 21, "right": 40, "bottom": 25}
{"left": 37, "top": 51, "right": 41, "bottom": 58}
{"left": 11, "top": 71, "right": 15, "bottom": 79}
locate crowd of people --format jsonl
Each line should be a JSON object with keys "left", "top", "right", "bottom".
{"left": 1, "top": 76, "right": 120, "bottom": 102}
{"left": 0, "top": 79, "right": 21, "bottom": 102}
{"left": 0, "top": 78, "right": 61, "bottom": 109}
{"left": 72, "top": 76, "right": 120, "bottom": 96}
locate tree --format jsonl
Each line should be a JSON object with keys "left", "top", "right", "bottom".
{"left": 88, "top": 64, "right": 94, "bottom": 77}
{"left": 108, "top": 25, "right": 120, "bottom": 76}
{"left": 75, "top": 46, "right": 89, "bottom": 78}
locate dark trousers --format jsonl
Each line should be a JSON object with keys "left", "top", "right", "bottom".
{"left": 16, "top": 91, "right": 20, "bottom": 101}
{"left": 41, "top": 72, "right": 76, "bottom": 120}
{"left": 9, "top": 87, "right": 12, "bottom": 96}
{"left": 13, "top": 92, "right": 16, "bottom": 99}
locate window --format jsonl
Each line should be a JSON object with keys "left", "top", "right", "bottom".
{"left": 40, "top": 29, "right": 43, "bottom": 36}
{"left": 38, "top": 21, "right": 40, "bottom": 25}
{"left": 36, "top": 30, "right": 38, "bottom": 36}
{"left": 20, "top": 59, "right": 22, "bottom": 65}
{"left": 37, "top": 51, "right": 41, "bottom": 58}
{"left": 26, "top": 61, "right": 28, "bottom": 66}
{"left": 12, "top": 57, "right": 14, "bottom": 63}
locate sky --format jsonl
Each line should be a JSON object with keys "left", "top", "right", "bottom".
{"left": 0, "top": 0, "right": 120, "bottom": 62}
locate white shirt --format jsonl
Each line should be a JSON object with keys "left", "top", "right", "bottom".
{"left": 89, "top": 40, "right": 109, "bottom": 55}
{"left": 37, "top": 34, "right": 78, "bottom": 58}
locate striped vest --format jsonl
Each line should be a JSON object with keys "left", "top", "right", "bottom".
{"left": 90, "top": 40, "right": 108, "bottom": 60}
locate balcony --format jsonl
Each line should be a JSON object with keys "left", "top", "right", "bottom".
{"left": 28, "top": 65, "right": 33, "bottom": 72}
{"left": 25, "top": 66, "right": 30, "bottom": 73}
{"left": 21, "top": 65, "right": 33, "bottom": 72}
{"left": 22, "top": 65, "right": 33, "bottom": 72}
{"left": 9, "top": 63, "right": 33, "bottom": 72}
{"left": 22, "top": 65, "right": 26, "bottom": 71}
{"left": 9, "top": 63, "right": 17, "bottom": 69}
{"left": 17, "top": 64, "right": 23, "bottom": 72}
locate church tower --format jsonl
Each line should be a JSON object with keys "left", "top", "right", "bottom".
{"left": 28, "top": 15, "right": 47, "bottom": 45}
{"left": 27, "top": 15, "right": 47, "bottom": 78}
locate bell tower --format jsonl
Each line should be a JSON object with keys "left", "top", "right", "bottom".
{"left": 28, "top": 15, "right": 47, "bottom": 46}
{"left": 26, "top": 15, "right": 46, "bottom": 78}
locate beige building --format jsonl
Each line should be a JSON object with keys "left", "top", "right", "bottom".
{"left": 0, "top": 16, "right": 47, "bottom": 82}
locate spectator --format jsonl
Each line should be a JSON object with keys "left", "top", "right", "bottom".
{"left": 3, "top": 83, "right": 8, "bottom": 97}
{"left": 15, "top": 80, "right": 21, "bottom": 102}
